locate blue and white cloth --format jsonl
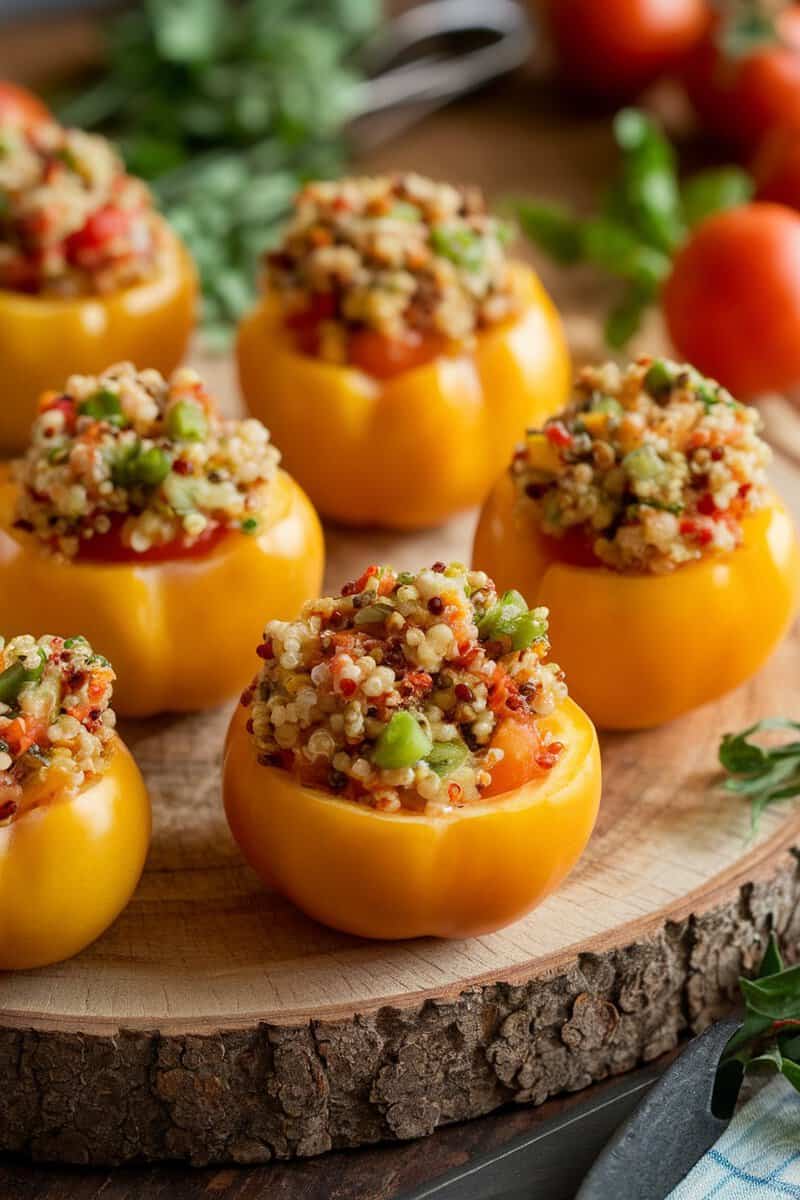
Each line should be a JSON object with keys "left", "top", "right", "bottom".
{"left": 669, "top": 1079, "right": 800, "bottom": 1198}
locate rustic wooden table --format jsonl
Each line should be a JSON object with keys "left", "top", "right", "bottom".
{"left": 2, "top": 11, "right": 800, "bottom": 1200}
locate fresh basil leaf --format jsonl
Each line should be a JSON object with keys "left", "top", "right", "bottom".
{"left": 759, "top": 933, "right": 786, "bottom": 979}
{"left": 515, "top": 203, "right": 583, "bottom": 264}
{"left": 682, "top": 168, "right": 754, "bottom": 229}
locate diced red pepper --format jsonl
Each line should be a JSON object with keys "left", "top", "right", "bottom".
{"left": 545, "top": 421, "right": 573, "bottom": 448}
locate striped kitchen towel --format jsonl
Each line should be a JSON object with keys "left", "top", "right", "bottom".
{"left": 668, "top": 1078, "right": 800, "bottom": 1198}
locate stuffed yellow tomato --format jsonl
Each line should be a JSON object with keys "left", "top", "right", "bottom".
{"left": 237, "top": 174, "right": 570, "bottom": 529}
{"left": 0, "top": 362, "right": 323, "bottom": 717}
{"left": 474, "top": 357, "right": 800, "bottom": 730}
{"left": 0, "top": 632, "right": 150, "bottom": 969}
{"left": 224, "top": 562, "right": 600, "bottom": 939}
{"left": 0, "top": 108, "right": 195, "bottom": 455}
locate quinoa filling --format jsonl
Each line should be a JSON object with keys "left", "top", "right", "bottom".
{"left": 243, "top": 563, "right": 567, "bottom": 816}
{"left": 265, "top": 173, "right": 517, "bottom": 363}
{"left": 13, "top": 362, "right": 281, "bottom": 559}
{"left": 0, "top": 120, "right": 163, "bottom": 296}
{"left": 0, "top": 633, "right": 116, "bottom": 823}
{"left": 511, "top": 357, "right": 771, "bottom": 574}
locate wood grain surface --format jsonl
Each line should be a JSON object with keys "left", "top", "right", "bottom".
{"left": 2, "top": 19, "right": 800, "bottom": 1176}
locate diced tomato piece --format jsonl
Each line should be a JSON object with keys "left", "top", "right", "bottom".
{"left": 65, "top": 206, "right": 134, "bottom": 260}
{"left": 545, "top": 421, "right": 573, "bottom": 448}
{"left": 74, "top": 514, "right": 230, "bottom": 564}
{"left": 483, "top": 716, "right": 542, "bottom": 797}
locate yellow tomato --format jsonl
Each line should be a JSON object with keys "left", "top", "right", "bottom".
{"left": 0, "top": 736, "right": 150, "bottom": 970}
{"left": 223, "top": 697, "right": 601, "bottom": 940}
{"left": 0, "top": 218, "right": 196, "bottom": 456}
{"left": 236, "top": 262, "right": 570, "bottom": 529}
{"left": 474, "top": 473, "right": 800, "bottom": 729}
{"left": 0, "top": 470, "right": 324, "bottom": 717}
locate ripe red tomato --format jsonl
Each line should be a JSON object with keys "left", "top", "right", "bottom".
{"left": 546, "top": 0, "right": 711, "bottom": 99}
{"left": 0, "top": 81, "right": 50, "bottom": 129}
{"left": 662, "top": 203, "right": 800, "bottom": 398}
{"left": 752, "top": 127, "right": 800, "bottom": 207}
{"left": 684, "top": 7, "right": 800, "bottom": 149}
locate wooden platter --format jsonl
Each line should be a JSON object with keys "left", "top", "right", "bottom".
{"left": 1, "top": 378, "right": 799, "bottom": 1162}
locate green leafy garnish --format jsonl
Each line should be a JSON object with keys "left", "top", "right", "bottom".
{"left": 516, "top": 108, "right": 754, "bottom": 348}
{"left": 55, "top": 0, "right": 381, "bottom": 339}
{"left": 719, "top": 719, "right": 800, "bottom": 832}
{"left": 718, "top": 936, "right": 800, "bottom": 1102}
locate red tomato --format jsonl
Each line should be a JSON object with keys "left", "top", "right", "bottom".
{"left": 0, "top": 81, "right": 50, "bottom": 129}
{"left": 752, "top": 127, "right": 800, "bottom": 207}
{"left": 662, "top": 203, "right": 800, "bottom": 398}
{"left": 347, "top": 328, "right": 446, "bottom": 378}
{"left": 75, "top": 516, "right": 230, "bottom": 564}
{"left": 546, "top": 0, "right": 710, "bottom": 99}
{"left": 684, "top": 7, "right": 800, "bottom": 149}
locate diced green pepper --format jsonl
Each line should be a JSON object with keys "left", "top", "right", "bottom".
{"left": 0, "top": 649, "right": 44, "bottom": 705}
{"left": 79, "top": 388, "right": 125, "bottom": 426}
{"left": 64, "top": 635, "right": 89, "bottom": 649}
{"left": 0, "top": 662, "right": 25, "bottom": 705}
{"left": 167, "top": 400, "right": 208, "bottom": 442}
{"left": 622, "top": 444, "right": 666, "bottom": 481}
{"left": 643, "top": 360, "right": 674, "bottom": 398}
{"left": 479, "top": 591, "right": 548, "bottom": 651}
{"left": 240, "top": 517, "right": 259, "bottom": 534}
{"left": 430, "top": 225, "right": 486, "bottom": 272}
{"left": 388, "top": 202, "right": 421, "bottom": 221}
{"left": 354, "top": 602, "right": 394, "bottom": 626}
{"left": 509, "top": 609, "right": 548, "bottom": 651}
{"left": 372, "top": 711, "right": 433, "bottom": 770}
{"left": 426, "top": 740, "right": 469, "bottom": 777}
{"left": 112, "top": 442, "right": 172, "bottom": 488}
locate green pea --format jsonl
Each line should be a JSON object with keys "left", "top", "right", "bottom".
{"left": 372, "top": 712, "right": 433, "bottom": 770}
{"left": 167, "top": 400, "right": 208, "bottom": 442}
{"left": 643, "top": 360, "right": 674, "bottom": 398}
{"left": 426, "top": 740, "right": 468, "bottom": 778}
{"left": 240, "top": 517, "right": 259, "bottom": 535}
{"left": 135, "top": 446, "right": 172, "bottom": 486}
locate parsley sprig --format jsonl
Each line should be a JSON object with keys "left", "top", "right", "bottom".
{"left": 719, "top": 719, "right": 800, "bottom": 832}
{"left": 719, "top": 935, "right": 800, "bottom": 1099}
{"left": 515, "top": 108, "right": 753, "bottom": 349}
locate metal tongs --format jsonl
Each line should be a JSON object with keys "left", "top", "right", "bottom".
{"left": 353, "top": 0, "right": 534, "bottom": 146}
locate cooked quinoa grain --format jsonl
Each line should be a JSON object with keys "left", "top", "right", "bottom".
{"left": 14, "top": 362, "right": 280, "bottom": 558}
{"left": 266, "top": 173, "right": 517, "bottom": 360}
{"left": 243, "top": 563, "right": 567, "bottom": 815}
{"left": 511, "top": 357, "right": 771, "bottom": 574}
{"left": 0, "top": 119, "right": 163, "bottom": 296}
{"left": 0, "top": 634, "right": 116, "bottom": 823}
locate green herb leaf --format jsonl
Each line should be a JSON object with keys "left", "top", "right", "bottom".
{"left": 719, "top": 719, "right": 800, "bottom": 831}
{"left": 515, "top": 203, "right": 583, "bottom": 264}
{"left": 681, "top": 168, "right": 754, "bottom": 229}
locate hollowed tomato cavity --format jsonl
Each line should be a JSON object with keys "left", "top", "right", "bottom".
{"left": 285, "top": 298, "right": 446, "bottom": 379}
{"left": 542, "top": 526, "right": 602, "bottom": 568}
{"left": 74, "top": 514, "right": 230, "bottom": 564}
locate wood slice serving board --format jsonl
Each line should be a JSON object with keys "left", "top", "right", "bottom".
{"left": 2, "top": 418, "right": 800, "bottom": 1165}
